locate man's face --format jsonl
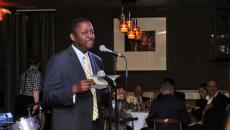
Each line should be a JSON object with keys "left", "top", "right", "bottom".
{"left": 134, "top": 85, "right": 142, "bottom": 97}
{"left": 207, "top": 81, "right": 217, "bottom": 97}
{"left": 70, "top": 21, "right": 95, "bottom": 52}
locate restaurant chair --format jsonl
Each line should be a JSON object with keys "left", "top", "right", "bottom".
{"left": 148, "top": 118, "right": 182, "bottom": 130}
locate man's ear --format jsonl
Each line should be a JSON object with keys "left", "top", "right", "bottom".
{"left": 70, "top": 33, "right": 76, "bottom": 42}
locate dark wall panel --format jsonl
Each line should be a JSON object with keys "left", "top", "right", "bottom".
{"left": 55, "top": 5, "right": 229, "bottom": 90}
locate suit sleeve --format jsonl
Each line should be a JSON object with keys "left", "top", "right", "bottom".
{"left": 148, "top": 100, "right": 158, "bottom": 118}
{"left": 43, "top": 56, "right": 74, "bottom": 106}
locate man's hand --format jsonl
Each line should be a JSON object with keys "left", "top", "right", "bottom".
{"left": 72, "top": 79, "right": 95, "bottom": 93}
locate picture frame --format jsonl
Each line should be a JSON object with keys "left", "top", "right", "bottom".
{"left": 114, "top": 17, "right": 167, "bottom": 71}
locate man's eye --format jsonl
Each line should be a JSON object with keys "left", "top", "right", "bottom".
{"left": 81, "top": 31, "right": 94, "bottom": 35}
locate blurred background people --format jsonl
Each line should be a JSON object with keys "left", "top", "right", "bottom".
{"left": 191, "top": 83, "right": 208, "bottom": 122}
{"left": 157, "top": 78, "right": 185, "bottom": 101}
{"left": 133, "top": 84, "right": 150, "bottom": 103}
{"left": 187, "top": 83, "right": 208, "bottom": 130}
{"left": 16, "top": 54, "right": 41, "bottom": 118}
{"left": 203, "top": 80, "right": 230, "bottom": 130}
{"left": 146, "top": 79, "right": 190, "bottom": 130}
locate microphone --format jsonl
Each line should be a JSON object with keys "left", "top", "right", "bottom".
{"left": 97, "top": 70, "right": 106, "bottom": 77}
{"left": 97, "top": 70, "right": 116, "bottom": 87}
{"left": 99, "top": 45, "right": 125, "bottom": 58}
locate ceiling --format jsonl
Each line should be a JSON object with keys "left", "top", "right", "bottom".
{"left": 1, "top": 0, "right": 230, "bottom": 9}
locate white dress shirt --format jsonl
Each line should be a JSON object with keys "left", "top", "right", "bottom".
{"left": 71, "top": 44, "right": 93, "bottom": 103}
{"left": 206, "top": 92, "right": 219, "bottom": 104}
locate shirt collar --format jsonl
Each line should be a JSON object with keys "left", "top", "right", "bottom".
{"left": 72, "top": 44, "right": 89, "bottom": 59}
{"left": 206, "top": 92, "right": 219, "bottom": 102}
{"left": 214, "top": 91, "right": 218, "bottom": 97}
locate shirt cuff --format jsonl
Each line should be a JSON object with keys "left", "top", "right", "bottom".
{"left": 73, "top": 94, "right": 76, "bottom": 104}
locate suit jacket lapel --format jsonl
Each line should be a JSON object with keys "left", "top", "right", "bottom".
{"left": 66, "top": 45, "right": 86, "bottom": 79}
{"left": 88, "top": 52, "right": 97, "bottom": 75}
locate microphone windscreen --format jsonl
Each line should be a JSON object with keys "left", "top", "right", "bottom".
{"left": 99, "top": 45, "right": 106, "bottom": 52}
{"left": 97, "top": 70, "right": 106, "bottom": 77}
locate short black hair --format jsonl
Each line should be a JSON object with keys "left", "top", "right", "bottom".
{"left": 69, "top": 18, "right": 90, "bottom": 34}
{"left": 198, "top": 82, "right": 207, "bottom": 90}
{"left": 28, "top": 54, "right": 40, "bottom": 65}
{"left": 162, "top": 78, "right": 175, "bottom": 88}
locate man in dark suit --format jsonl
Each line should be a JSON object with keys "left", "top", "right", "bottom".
{"left": 43, "top": 18, "right": 107, "bottom": 130}
{"left": 203, "top": 80, "right": 230, "bottom": 130}
{"left": 157, "top": 78, "right": 185, "bottom": 101}
{"left": 146, "top": 80, "right": 190, "bottom": 130}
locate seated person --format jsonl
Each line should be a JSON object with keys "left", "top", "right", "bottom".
{"left": 133, "top": 84, "right": 151, "bottom": 103}
{"left": 191, "top": 83, "right": 208, "bottom": 122}
{"left": 203, "top": 80, "right": 230, "bottom": 130}
{"left": 187, "top": 83, "right": 207, "bottom": 130}
{"left": 146, "top": 80, "right": 190, "bottom": 130}
{"left": 157, "top": 78, "right": 185, "bottom": 101}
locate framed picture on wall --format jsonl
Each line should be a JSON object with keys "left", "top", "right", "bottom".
{"left": 113, "top": 17, "right": 167, "bottom": 71}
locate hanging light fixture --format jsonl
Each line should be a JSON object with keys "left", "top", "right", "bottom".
{"left": 119, "top": 6, "right": 142, "bottom": 40}
{"left": 0, "top": 8, "right": 12, "bottom": 22}
{"left": 133, "top": 18, "right": 142, "bottom": 40}
{"left": 119, "top": 6, "right": 128, "bottom": 33}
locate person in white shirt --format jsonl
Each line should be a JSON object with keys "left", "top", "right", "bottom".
{"left": 203, "top": 80, "right": 230, "bottom": 130}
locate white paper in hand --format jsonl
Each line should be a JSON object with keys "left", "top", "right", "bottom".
{"left": 90, "top": 75, "right": 108, "bottom": 89}
{"left": 90, "top": 74, "right": 120, "bottom": 89}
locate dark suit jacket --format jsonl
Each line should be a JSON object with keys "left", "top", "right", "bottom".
{"left": 147, "top": 94, "right": 190, "bottom": 130}
{"left": 203, "top": 93, "right": 230, "bottom": 130}
{"left": 174, "top": 91, "right": 185, "bottom": 101}
{"left": 43, "top": 45, "right": 106, "bottom": 130}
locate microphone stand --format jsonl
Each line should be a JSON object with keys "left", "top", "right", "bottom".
{"left": 100, "top": 74, "right": 116, "bottom": 130}
{"left": 113, "top": 56, "right": 119, "bottom": 130}
{"left": 113, "top": 56, "right": 128, "bottom": 130}
{"left": 108, "top": 80, "right": 113, "bottom": 130}
{"left": 124, "top": 57, "right": 128, "bottom": 130}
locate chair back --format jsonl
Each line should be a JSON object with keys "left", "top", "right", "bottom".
{"left": 151, "top": 118, "right": 182, "bottom": 130}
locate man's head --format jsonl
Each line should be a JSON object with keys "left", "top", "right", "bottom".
{"left": 198, "top": 83, "right": 208, "bottom": 99}
{"left": 160, "top": 79, "right": 174, "bottom": 95}
{"left": 206, "top": 80, "right": 218, "bottom": 97}
{"left": 69, "top": 18, "right": 95, "bottom": 53}
{"left": 29, "top": 54, "right": 40, "bottom": 68}
{"left": 133, "top": 84, "right": 143, "bottom": 97}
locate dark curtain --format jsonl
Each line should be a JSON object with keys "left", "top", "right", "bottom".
{"left": 0, "top": 10, "right": 55, "bottom": 114}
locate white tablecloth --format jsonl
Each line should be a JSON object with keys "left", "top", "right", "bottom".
{"left": 127, "top": 111, "right": 149, "bottom": 130}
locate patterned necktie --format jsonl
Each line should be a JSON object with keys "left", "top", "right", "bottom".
{"left": 82, "top": 56, "right": 98, "bottom": 121}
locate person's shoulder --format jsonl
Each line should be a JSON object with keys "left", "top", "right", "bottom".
{"left": 174, "top": 91, "right": 186, "bottom": 100}
{"left": 217, "top": 92, "right": 229, "bottom": 100}
{"left": 48, "top": 46, "right": 72, "bottom": 62}
{"left": 89, "top": 51, "right": 102, "bottom": 61}
{"left": 32, "top": 69, "right": 41, "bottom": 75}
{"left": 169, "top": 95, "right": 184, "bottom": 104}
{"left": 175, "top": 91, "right": 185, "bottom": 96}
